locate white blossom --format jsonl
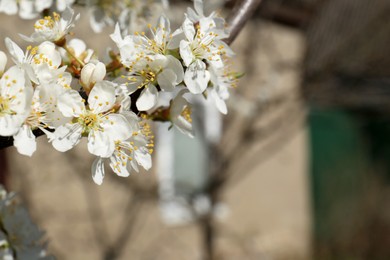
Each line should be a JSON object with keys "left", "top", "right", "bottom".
{"left": 122, "top": 54, "right": 184, "bottom": 111}
{"left": 6, "top": 38, "right": 68, "bottom": 87}
{"left": 0, "top": 66, "right": 33, "bottom": 136}
{"left": 52, "top": 81, "right": 132, "bottom": 157}
{"left": 186, "top": 0, "right": 229, "bottom": 39}
{"left": 20, "top": 7, "right": 80, "bottom": 44}
{"left": 5, "top": 38, "right": 39, "bottom": 84}
{"left": 13, "top": 83, "right": 69, "bottom": 156}
{"left": 92, "top": 112, "right": 153, "bottom": 185}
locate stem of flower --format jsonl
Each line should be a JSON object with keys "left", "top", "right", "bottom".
{"left": 62, "top": 45, "right": 86, "bottom": 67}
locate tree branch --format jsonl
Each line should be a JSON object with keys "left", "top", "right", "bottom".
{"left": 225, "top": 0, "right": 263, "bottom": 45}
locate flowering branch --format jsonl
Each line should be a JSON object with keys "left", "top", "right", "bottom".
{"left": 0, "top": 0, "right": 263, "bottom": 188}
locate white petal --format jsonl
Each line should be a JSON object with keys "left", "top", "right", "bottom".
{"left": 194, "top": 0, "right": 205, "bottom": 17}
{"left": 110, "top": 23, "right": 123, "bottom": 46}
{"left": 184, "top": 61, "right": 210, "bottom": 94}
{"left": 109, "top": 154, "right": 130, "bottom": 177}
{"left": 91, "top": 62, "right": 106, "bottom": 82}
{"left": 175, "top": 116, "right": 194, "bottom": 137}
{"left": 136, "top": 85, "right": 158, "bottom": 111}
{"left": 68, "top": 38, "right": 86, "bottom": 57}
{"left": 167, "top": 55, "right": 184, "bottom": 83}
{"left": 101, "top": 114, "right": 132, "bottom": 141}
{"left": 179, "top": 40, "right": 194, "bottom": 67}
{"left": 168, "top": 28, "right": 185, "bottom": 49}
{"left": 0, "top": 116, "right": 23, "bottom": 136}
{"left": 5, "top": 38, "right": 24, "bottom": 65}
{"left": 182, "top": 17, "right": 195, "bottom": 41}
{"left": 52, "top": 123, "right": 82, "bottom": 152}
{"left": 13, "top": 125, "right": 36, "bottom": 156}
{"left": 91, "top": 157, "right": 105, "bottom": 185}
{"left": 88, "top": 81, "right": 116, "bottom": 114}
{"left": 210, "top": 89, "right": 227, "bottom": 114}
{"left": 0, "top": 51, "right": 7, "bottom": 74}
{"left": 57, "top": 89, "right": 84, "bottom": 117}
{"left": 155, "top": 16, "right": 170, "bottom": 45}
{"left": 157, "top": 69, "right": 176, "bottom": 92}
{"left": 88, "top": 130, "right": 114, "bottom": 158}
{"left": 135, "top": 149, "right": 152, "bottom": 170}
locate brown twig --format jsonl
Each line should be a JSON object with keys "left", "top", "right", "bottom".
{"left": 225, "top": 0, "right": 263, "bottom": 45}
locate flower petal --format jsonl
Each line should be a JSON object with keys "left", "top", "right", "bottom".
{"left": 182, "top": 17, "right": 195, "bottom": 41}
{"left": 157, "top": 69, "right": 176, "bottom": 92}
{"left": 101, "top": 114, "right": 132, "bottom": 141}
{"left": 109, "top": 154, "right": 130, "bottom": 177}
{"left": 135, "top": 148, "right": 152, "bottom": 170}
{"left": 57, "top": 89, "right": 85, "bottom": 117}
{"left": 88, "top": 130, "right": 114, "bottom": 158}
{"left": 210, "top": 89, "right": 227, "bottom": 114}
{"left": 184, "top": 61, "right": 210, "bottom": 94}
{"left": 52, "top": 123, "right": 82, "bottom": 152}
{"left": 13, "top": 125, "right": 36, "bottom": 156}
{"left": 91, "top": 157, "right": 105, "bottom": 185}
{"left": 88, "top": 81, "right": 116, "bottom": 114}
{"left": 0, "top": 51, "right": 7, "bottom": 74}
{"left": 136, "top": 84, "right": 158, "bottom": 111}
{"left": 168, "top": 28, "right": 185, "bottom": 49}
{"left": 0, "top": 116, "right": 23, "bottom": 136}
{"left": 167, "top": 55, "right": 184, "bottom": 83}
{"left": 179, "top": 40, "right": 194, "bottom": 67}
{"left": 5, "top": 38, "right": 24, "bottom": 65}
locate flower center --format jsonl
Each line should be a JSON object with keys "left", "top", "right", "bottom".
{"left": 0, "top": 96, "right": 15, "bottom": 117}
{"left": 181, "top": 106, "right": 192, "bottom": 123}
{"left": 78, "top": 111, "right": 101, "bottom": 134}
{"left": 141, "top": 70, "right": 156, "bottom": 83}
{"left": 34, "top": 16, "right": 56, "bottom": 31}
{"left": 25, "top": 109, "right": 44, "bottom": 129}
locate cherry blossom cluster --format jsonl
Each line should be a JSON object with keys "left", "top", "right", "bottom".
{"left": 0, "top": 0, "right": 168, "bottom": 33}
{"left": 0, "top": 0, "right": 238, "bottom": 184}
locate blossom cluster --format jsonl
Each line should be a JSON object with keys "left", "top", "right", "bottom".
{"left": 0, "top": 0, "right": 237, "bottom": 184}
{"left": 0, "top": 0, "right": 168, "bottom": 34}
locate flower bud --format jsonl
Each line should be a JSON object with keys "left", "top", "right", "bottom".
{"left": 80, "top": 61, "right": 106, "bottom": 92}
{"left": 0, "top": 51, "right": 7, "bottom": 76}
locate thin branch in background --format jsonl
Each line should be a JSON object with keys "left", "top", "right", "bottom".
{"left": 103, "top": 195, "right": 142, "bottom": 260}
{"left": 227, "top": 106, "right": 306, "bottom": 188}
{"left": 0, "top": 150, "right": 8, "bottom": 188}
{"left": 80, "top": 180, "right": 111, "bottom": 248}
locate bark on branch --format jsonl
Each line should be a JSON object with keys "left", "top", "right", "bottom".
{"left": 225, "top": 0, "right": 263, "bottom": 45}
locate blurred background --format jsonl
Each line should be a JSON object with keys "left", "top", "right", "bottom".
{"left": 1, "top": 0, "right": 390, "bottom": 259}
